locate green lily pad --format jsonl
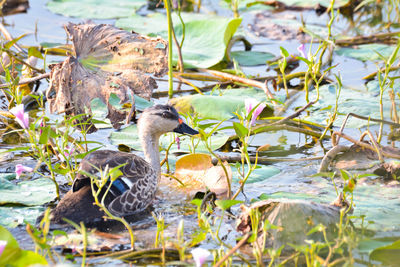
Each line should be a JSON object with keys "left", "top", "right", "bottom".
{"left": 47, "top": 0, "right": 147, "bottom": 19}
{"left": 219, "top": 0, "right": 273, "bottom": 12}
{"left": 257, "top": 191, "right": 318, "bottom": 201}
{"left": 160, "top": 132, "right": 229, "bottom": 153}
{"left": 0, "top": 206, "right": 44, "bottom": 228}
{"left": 353, "top": 184, "right": 400, "bottom": 231}
{"left": 306, "top": 83, "right": 399, "bottom": 128}
{"left": 116, "top": 12, "right": 216, "bottom": 35}
{"left": 231, "top": 51, "right": 275, "bottom": 66}
{"left": 370, "top": 239, "right": 400, "bottom": 265}
{"left": 173, "top": 17, "right": 242, "bottom": 68}
{"left": 335, "top": 44, "right": 395, "bottom": 62}
{"left": 233, "top": 165, "right": 281, "bottom": 184}
{"left": 358, "top": 238, "right": 396, "bottom": 255}
{"left": 117, "top": 13, "right": 242, "bottom": 68}
{"left": 109, "top": 124, "right": 229, "bottom": 153}
{"left": 170, "top": 88, "right": 276, "bottom": 121}
{"left": 0, "top": 177, "right": 57, "bottom": 206}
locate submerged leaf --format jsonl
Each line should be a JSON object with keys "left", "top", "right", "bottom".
{"left": 250, "top": 12, "right": 340, "bottom": 42}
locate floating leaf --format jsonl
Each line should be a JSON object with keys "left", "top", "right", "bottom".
{"left": 117, "top": 14, "right": 242, "bottom": 68}
{"left": 174, "top": 153, "right": 232, "bottom": 196}
{"left": 170, "top": 88, "right": 275, "bottom": 121}
{"left": 233, "top": 165, "right": 280, "bottom": 184}
{"left": 172, "top": 17, "right": 242, "bottom": 68}
{"left": 257, "top": 191, "right": 317, "bottom": 201}
{"left": 357, "top": 238, "right": 395, "bottom": 255}
{"left": 47, "top": 0, "right": 147, "bottom": 19}
{"left": 110, "top": 125, "right": 229, "bottom": 153}
{"left": 0, "top": 207, "right": 44, "bottom": 228}
{"left": 306, "top": 83, "right": 400, "bottom": 128}
{"left": 370, "top": 239, "right": 400, "bottom": 265}
{"left": 230, "top": 51, "right": 275, "bottom": 66}
{"left": 335, "top": 44, "right": 395, "bottom": 62}
{"left": 174, "top": 153, "right": 213, "bottom": 188}
{"left": 0, "top": 177, "right": 56, "bottom": 206}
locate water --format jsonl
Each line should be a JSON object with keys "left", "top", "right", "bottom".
{"left": 2, "top": 0, "right": 400, "bottom": 265}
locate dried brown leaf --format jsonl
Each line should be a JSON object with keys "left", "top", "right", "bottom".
{"left": 47, "top": 23, "right": 168, "bottom": 130}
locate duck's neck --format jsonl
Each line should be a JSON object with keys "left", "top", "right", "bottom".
{"left": 140, "top": 131, "right": 161, "bottom": 179}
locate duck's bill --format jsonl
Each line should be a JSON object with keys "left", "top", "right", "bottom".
{"left": 173, "top": 122, "right": 199, "bottom": 135}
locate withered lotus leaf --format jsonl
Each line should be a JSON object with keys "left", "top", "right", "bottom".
{"left": 46, "top": 23, "right": 168, "bottom": 130}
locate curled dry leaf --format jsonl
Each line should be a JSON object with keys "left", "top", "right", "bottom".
{"left": 2, "top": 0, "right": 29, "bottom": 16}
{"left": 320, "top": 143, "right": 400, "bottom": 172}
{"left": 373, "top": 161, "right": 400, "bottom": 180}
{"left": 236, "top": 199, "right": 342, "bottom": 254}
{"left": 172, "top": 153, "right": 232, "bottom": 198}
{"left": 47, "top": 23, "right": 168, "bottom": 130}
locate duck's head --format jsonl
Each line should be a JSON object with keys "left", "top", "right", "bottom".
{"left": 138, "top": 104, "right": 198, "bottom": 137}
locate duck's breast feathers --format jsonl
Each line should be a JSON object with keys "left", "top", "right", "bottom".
{"left": 73, "top": 150, "right": 153, "bottom": 192}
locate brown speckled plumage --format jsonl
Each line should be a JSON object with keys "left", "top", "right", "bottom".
{"left": 44, "top": 105, "right": 198, "bottom": 226}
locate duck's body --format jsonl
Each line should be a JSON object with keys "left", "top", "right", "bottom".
{"left": 47, "top": 105, "right": 198, "bottom": 225}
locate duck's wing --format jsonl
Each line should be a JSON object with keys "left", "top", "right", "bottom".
{"left": 107, "top": 163, "right": 157, "bottom": 216}
{"left": 73, "top": 150, "right": 150, "bottom": 192}
{"left": 72, "top": 150, "right": 157, "bottom": 216}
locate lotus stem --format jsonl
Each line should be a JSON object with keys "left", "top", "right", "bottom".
{"left": 164, "top": 0, "right": 174, "bottom": 98}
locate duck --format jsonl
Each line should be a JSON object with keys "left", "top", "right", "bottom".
{"left": 46, "top": 104, "right": 198, "bottom": 225}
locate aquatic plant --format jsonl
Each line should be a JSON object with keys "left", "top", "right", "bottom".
{"left": 191, "top": 247, "right": 211, "bottom": 267}
{"left": 15, "top": 164, "right": 33, "bottom": 179}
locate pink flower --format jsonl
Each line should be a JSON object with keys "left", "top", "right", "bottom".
{"left": 10, "top": 104, "right": 29, "bottom": 129}
{"left": 244, "top": 98, "right": 266, "bottom": 126}
{"left": 191, "top": 247, "right": 210, "bottom": 267}
{"left": 15, "top": 164, "right": 33, "bottom": 179}
{"left": 244, "top": 98, "right": 256, "bottom": 115}
{"left": 39, "top": 119, "right": 44, "bottom": 135}
{"left": 0, "top": 240, "right": 6, "bottom": 257}
{"left": 297, "top": 44, "right": 307, "bottom": 59}
{"left": 175, "top": 136, "right": 181, "bottom": 150}
{"left": 64, "top": 145, "right": 75, "bottom": 157}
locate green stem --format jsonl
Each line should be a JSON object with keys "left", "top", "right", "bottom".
{"left": 164, "top": 0, "right": 174, "bottom": 98}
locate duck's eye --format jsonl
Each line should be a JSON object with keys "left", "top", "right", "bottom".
{"left": 162, "top": 111, "right": 170, "bottom": 118}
